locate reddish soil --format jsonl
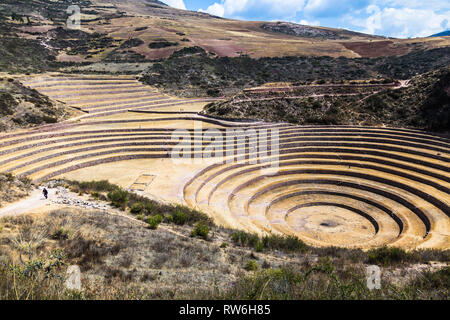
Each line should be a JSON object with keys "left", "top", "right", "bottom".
{"left": 19, "top": 25, "right": 55, "bottom": 33}
{"left": 56, "top": 53, "right": 85, "bottom": 62}
{"left": 341, "top": 41, "right": 409, "bottom": 57}
{"left": 135, "top": 46, "right": 177, "bottom": 60}
{"left": 191, "top": 39, "right": 245, "bottom": 57}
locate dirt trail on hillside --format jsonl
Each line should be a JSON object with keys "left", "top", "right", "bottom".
{"left": 0, "top": 188, "right": 53, "bottom": 218}
{"left": 0, "top": 187, "right": 190, "bottom": 240}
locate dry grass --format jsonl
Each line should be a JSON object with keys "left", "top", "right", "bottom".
{"left": 0, "top": 206, "right": 448, "bottom": 299}
{"left": 0, "top": 173, "right": 32, "bottom": 208}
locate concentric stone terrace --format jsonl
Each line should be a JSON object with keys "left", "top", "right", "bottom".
{"left": 3, "top": 75, "right": 449, "bottom": 249}
{"left": 183, "top": 126, "right": 450, "bottom": 249}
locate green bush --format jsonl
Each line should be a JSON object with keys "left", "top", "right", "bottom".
{"left": 107, "top": 189, "right": 129, "bottom": 209}
{"left": 172, "top": 208, "right": 188, "bottom": 225}
{"left": 245, "top": 260, "right": 259, "bottom": 271}
{"left": 4, "top": 172, "right": 15, "bottom": 182}
{"left": 254, "top": 242, "right": 264, "bottom": 252}
{"left": 147, "top": 215, "right": 163, "bottom": 230}
{"left": 191, "top": 222, "right": 210, "bottom": 240}
{"left": 262, "top": 235, "right": 308, "bottom": 253}
{"left": 148, "top": 41, "right": 178, "bottom": 49}
{"left": 164, "top": 214, "right": 173, "bottom": 223}
{"left": 367, "top": 247, "right": 409, "bottom": 266}
{"left": 143, "top": 202, "right": 156, "bottom": 215}
{"left": 51, "top": 227, "right": 69, "bottom": 240}
{"left": 231, "top": 231, "right": 307, "bottom": 253}
{"left": 231, "top": 231, "right": 260, "bottom": 247}
{"left": 61, "top": 180, "right": 215, "bottom": 227}
{"left": 130, "top": 202, "right": 144, "bottom": 214}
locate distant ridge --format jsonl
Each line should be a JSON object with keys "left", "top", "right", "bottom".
{"left": 429, "top": 30, "right": 450, "bottom": 37}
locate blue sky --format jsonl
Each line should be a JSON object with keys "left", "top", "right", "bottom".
{"left": 161, "top": 0, "right": 450, "bottom": 38}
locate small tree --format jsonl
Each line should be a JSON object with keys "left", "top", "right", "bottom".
{"left": 172, "top": 208, "right": 188, "bottom": 225}
{"left": 146, "top": 215, "right": 163, "bottom": 230}
{"left": 130, "top": 202, "right": 144, "bottom": 214}
{"left": 191, "top": 222, "right": 209, "bottom": 240}
{"left": 107, "top": 189, "right": 129, "bottom": 210}
{"left": 245, "top": 260, "right": 259, "bottom": 271}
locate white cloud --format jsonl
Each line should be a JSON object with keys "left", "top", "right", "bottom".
{"left": 196, "top": 0, "right": 450, "bottom": 38}
{"left": 299, "top": 19, "right": 320, "bottom": 26}
{"left": 161, "top": 0, "right": 186, "bottom": 10}
{"left": 359, "top": 6, "right": 450, "bottom": 38}
{"left": 198, "top": 0, "right": 306, "bottom": 20}
{"left": 377, "top": 0, "right": 450, "bottom": 12}
{"left": 304, "top": 0, "right": 332, "bottom": 14}
{"left": 199, "top": 3, "right": 225, "bottom": 17}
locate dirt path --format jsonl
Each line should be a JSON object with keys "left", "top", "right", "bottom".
{"left": 0, "top": 188, "right": 54, "bottom": 218}
{"left": 0, "top": 186, "right": 189, "bottom": 238}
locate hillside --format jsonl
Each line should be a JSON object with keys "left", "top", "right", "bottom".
{"left": 0, "top": 180, "right": 448, "bottom": 300}
{"left": 0, "top": 76, "right": 79, "bottom": 131}
{"left": 260, "top": 22, "right": 382, "bottom": 40}
{"left": 203, "top": 65, "right": 450, "bottom": 132}
{"left": 141, "top": 46, "right": 450, "bottom": 97}
{"left": 430, "top": 30, "right": 450, "bottom": 37}
{"left": 0, "top": 0, "right": 449, "bottom": 75}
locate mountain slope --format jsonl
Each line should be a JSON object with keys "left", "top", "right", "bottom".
{"left": 141, "top": 46, "right": 450, "bottom": 97}
{"left": 261, "top": 22, "right": 382, "bottom": 40}
{"left": 430, "top": 30, "right": 450, "bottom": 37}
{"left": 0, "top": 77, "right": 79, "bottom": 131}
{"left": 0, "top": 0, "right": 449, "bottom": 70}
{"left": 202, "top": 65, "right": 450, "bottom": 132}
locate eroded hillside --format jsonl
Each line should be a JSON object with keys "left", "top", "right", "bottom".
{"left": 0, "top": 77, "right": 79, "bottom": 131}
{"left": 0, "top": 0, "right": 449, "bottom": 73}
{"left": 203, "top": 65, "right": 450, "bottom": 132}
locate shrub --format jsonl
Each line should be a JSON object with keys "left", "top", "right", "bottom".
{"left": 142, "top": 202, "right": 156, "bottom": 215}
{"left": 147, "top": 215, "right": 163, "bottom": 230}
{"left": 191, "top": 222, "right": 209, "bottom": 240}
{"left": 231, "top": 232, "right": 307, "bottom": 253}
{"left": 245, "top": 260, "right": 259, "bottom": 271}
{"left": 262, "top": 235, "right": 308, "bottom": 253}
{"left": 107, "top": 189, "right": 129, "bottom": 209}
{"left": 254, "top": 242, "right": 264, "bottom": 253}
{"left": 367, "top": 247, "right": 409, "bottom": 266}
{"left": 5, "top": 172, "right": 14, "bottom": 182}
{"left": 51, "top": 227, "right": 69, "bottom": 240}
{"left": 61, "top": 180, "right": 215, "bottom": 227}
{"left": 231, "top": 231, "right": 259, "bottom": 247}
{"left": 120, "top": 38, "right": 144, "bottom": 49}
{"left": 130, "top": 202, "right": 144, "bottom": 214}
{"left": 164, "top": 214, "right": 173, "bottom": 223}
{"left": 148, "top": 41, "right": 178, "bottom": 49}
{"left": 207, "top": 88, "right": 221, "bottom": 97}
{"left": 172, "top": 208, "right": 188, "bottom": 225}
{"left": 90, "top": 191, "right": 100, "bottom": 199}
{"left": 220, "top": 242, "right": 228, "bottom": 248}
{"left": 18, "top": 176, "right": 32, "bottom": 187}
{"left": 409, "top": 267, "right": 450, "bottom": 292}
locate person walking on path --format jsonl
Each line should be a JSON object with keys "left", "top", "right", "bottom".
{"left": 43, "top": 187, "right": 48, "bottom": 199}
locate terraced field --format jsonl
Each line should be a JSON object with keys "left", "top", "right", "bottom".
{"left": 21, "top": 76, "right": 217, "bottom": 119}
{"left": 2, "top": 75, "right": 449, "bottom": 250}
